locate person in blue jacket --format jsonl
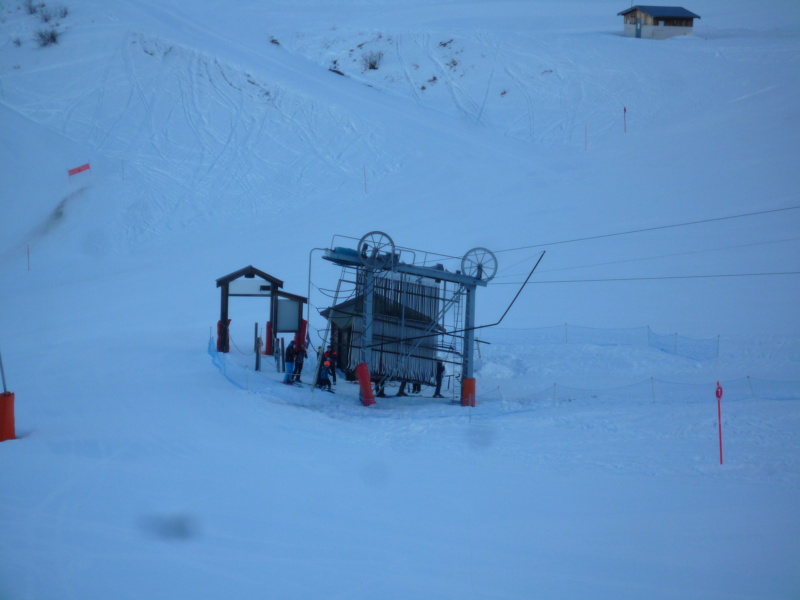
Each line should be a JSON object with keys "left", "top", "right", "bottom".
{"left": 317, "top": 360, "right": 333, "bottom": 391}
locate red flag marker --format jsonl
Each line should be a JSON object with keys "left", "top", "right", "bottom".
{"left": 716, "top": 381, "right": 724, "bottom": 465}
{"left": 68, "top": 163, "right": 90, "bottom": 176}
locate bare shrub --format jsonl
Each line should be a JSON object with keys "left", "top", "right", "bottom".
{"left": 35, "top": 27, "right": 58, "bottom": 46}
{"left": 362, "top": 50, "right": 384, "bottom": 71}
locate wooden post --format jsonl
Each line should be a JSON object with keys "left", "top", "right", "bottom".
{"left": 268, "top": 286, "right": 279, "bottom": 356}
{"left": 218, "top": 282, "right": 230, "bottom": 353}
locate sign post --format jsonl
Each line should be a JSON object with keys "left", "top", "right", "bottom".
{"left": 716, "top": 381, "right": 724, "bottom": 465}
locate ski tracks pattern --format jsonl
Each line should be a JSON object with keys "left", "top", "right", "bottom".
{"left": 3, "top": 28, "right": 397, "bottom": 243}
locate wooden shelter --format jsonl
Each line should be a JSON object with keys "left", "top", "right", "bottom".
{"left": 321, "top": 271, "right": 445, "bottom": 387}
{"left": 215, "top": 266, "right": 306, "bottom": 354}
{"left": 618, "top": 6, "right": 700, "bottom": 39}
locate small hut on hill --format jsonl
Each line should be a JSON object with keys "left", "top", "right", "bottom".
{"left": 618, "top": 6, "right": 701, "bottom": 39}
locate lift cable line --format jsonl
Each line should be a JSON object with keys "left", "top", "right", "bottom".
{"left": 493, "top": 205, "right": 800, "bottom": 254}
{"left": 494, "top": 271, "right": 800, "bottom": 285}
{"left": 493, "top": 236, "right": 800, "bottom": 281}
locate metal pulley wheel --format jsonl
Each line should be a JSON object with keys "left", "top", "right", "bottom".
{"left": 461, "top": 247, "right": 498, "bottom": 282}
{"left": 358, "top": 231, "right": 396, "bottom": 270}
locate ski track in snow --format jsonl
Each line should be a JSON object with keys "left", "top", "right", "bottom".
{"left": 213, "top": 333, "right": 800, "bottom": 488}
{"left": 1, "top": 3, "right": 800, "bottom": 597}
{"left": 2, "top": 25, "right": 402, "bottom": 243}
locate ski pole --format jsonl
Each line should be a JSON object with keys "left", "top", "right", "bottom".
{"left": 0, "top": 350, "right": 7, "bottom": 394}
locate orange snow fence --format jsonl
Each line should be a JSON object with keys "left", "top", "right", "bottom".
{"left": 355, "top": 363, "right": 376, "bottom": 406}
{"left": 0, "top": 392, "right": 15, "bottom": 442}
{"left": 461, "top": 378, "right": 476, "bottom": 407}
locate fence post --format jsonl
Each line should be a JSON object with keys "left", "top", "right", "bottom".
{"left": 747, "top": 375, "right": 757, "bottom": 400}
{"left": 650, "top": 377, "right": 656, "bottom": 403}
{"left": 553, "top": 383, "right": 557, "bottom": 407}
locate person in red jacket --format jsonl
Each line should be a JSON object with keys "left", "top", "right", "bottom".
{"left": 323, "top": 345, "right": 338, "bottom": 385}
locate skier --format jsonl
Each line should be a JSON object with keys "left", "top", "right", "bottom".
{"left": 283, "top": 340, "right": 296, "bottom": 384}
{"left": 323, "top": 345, "right": 338, "bottom": 385}
{"left": 293, "top": 343, "right": 307, "bottom": 383}
{"left": 433, "top": 360, "right": 445, "bottom": 398}
{"left": 317, "top": 360, "right": 333, "bottom": 391}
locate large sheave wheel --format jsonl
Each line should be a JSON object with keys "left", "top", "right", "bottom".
{"left": 358, "top": 231, "right": 395, "bottom": 269}
{"left": 461, "top": 247, "right": 498, "bottom": 282}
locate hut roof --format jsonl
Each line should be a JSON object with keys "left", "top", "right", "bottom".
{"left": 618, "top": 6, "right": 701, "bottom": 19}
{"left": 215, "top": 265, "right": 283, "bottom": 288}
{"left": 321, "top": 294, "right": 444, "bottom": 331}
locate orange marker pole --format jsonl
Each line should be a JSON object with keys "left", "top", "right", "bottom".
{"left": 716, "top": 381, "right": 724, "bottom": 465}
{"left": 0, "top": 351, "right": 14, "bottom": 442}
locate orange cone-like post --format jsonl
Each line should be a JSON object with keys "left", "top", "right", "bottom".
{"left": 461, "top": 378, "right": 476, "bottom": 407}
{"left": 355, "top": 363, "right": 376, "bottom": 406}
{"left": 294, "top": 320, "right": 308, "bottom": 349}
{"left": 0, "top": 392, "right": 15, "bottom": 442}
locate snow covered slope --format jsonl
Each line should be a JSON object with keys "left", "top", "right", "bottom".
{"left": 0, "top": 0, "right": 799, "bottom": 598}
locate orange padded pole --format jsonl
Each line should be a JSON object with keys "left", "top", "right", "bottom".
{"left": 355, "top": 363, "right": 376, "bottom": 406}
{"left": 0, "top": 392, "right": 15, "bottom": 442}
{"left": 461, "top": 378, "right": 476, "bottom": 407}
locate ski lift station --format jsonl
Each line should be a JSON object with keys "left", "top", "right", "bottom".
{"left": 316, "top": 231, "right": 500, "bottom": 407}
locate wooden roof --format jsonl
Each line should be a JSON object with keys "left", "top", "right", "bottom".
{"left": 618, "top": 6, "right": 701, "bottom": 19}
{"left": 215, "top": 265, "right": 284, "bottom": 288}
